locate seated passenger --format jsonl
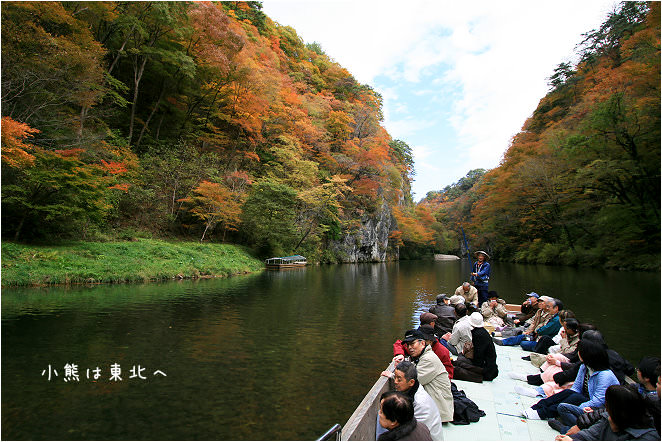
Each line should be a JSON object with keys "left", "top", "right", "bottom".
{"left": 636, "top": 356, "right": 660, "bottom": 398}
{"left": 449, "top": 294, "right": 466, "bottom": 307}
{"left": 452, "top": 312, "right": 498, "bottom": 382}
{"left": 378, "top": 391, "right": 432, "bottom": 441}
{"left": 497, "top": 295, "right": 553, "bottom": 337}
{"left": 644, "top": 373, "right": 660, "bottom": 435}
{"left": 379, "top": 361, "right": 443, "bottom": 440}
{"left": 428, "top": 295, "right": 457, "bottom": 336}
{"left": 419, "top": 324, "right": 454, "bottom": 380}
{"left": 563, "top": 358, "right": 661, "bottom": 437}
{"left": 514, "top": 292, "right": 540, "bottom": 325}
{"left": 530, "top": 310, "right": 576, "bottom": 355}
{"left": 510, "top": 318, "right": 582, "bottom": 399}
{"left": 522, "top": 337, "right": 619, "bottom": 432}
{"left": 495, "top": 298, "right": 563, "bottom": 350}
{"left": 441, "top": 303, "right": 472, "bottom": 356}
{"left": 480, "top": 291, "right": 508, "bottom": 327}
{"left": 400, "top": 329, "right": 454, "bottom": 422}
{"left": 555, "top": 384, "right": 660, "bottom": 441}
{"left": 454, "top": 282, "right": 478, "bottom": 308}
{"left": 392, "top": 317, "right": 454, "bottom": 379}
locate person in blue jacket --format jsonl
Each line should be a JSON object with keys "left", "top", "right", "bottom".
{"left": 522, "top": 337, "right": 619, "bottom": 427}
{"left": 495, "top": 298, "right": 563, "bottom": 350}
{"left": 555, "top": 384, "right": 659, "bottom": 441}
{"left": 471, "top": 251, "right": 491, "bottom": 306}
{"left": 520, "top": 299, "right": 564, "bottom": 351}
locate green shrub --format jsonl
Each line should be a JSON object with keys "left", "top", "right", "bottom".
{"left": 538, "top": 243, "right": 562, "bottom": 264}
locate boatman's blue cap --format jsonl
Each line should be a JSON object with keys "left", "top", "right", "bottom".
{"left": 526, "top": 292, "right": 539, "bottom": 298}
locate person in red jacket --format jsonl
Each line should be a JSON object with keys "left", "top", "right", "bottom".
{"left": 392, "top": 320, "right": 454, "bottom": 380}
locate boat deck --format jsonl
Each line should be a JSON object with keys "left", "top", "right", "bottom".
{"left": 443, "top": 344, "right": 558, "bottom": 441}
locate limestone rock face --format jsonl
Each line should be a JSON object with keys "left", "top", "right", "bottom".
{"left": 330, "top": 203, "right": 398, "bottom": 262}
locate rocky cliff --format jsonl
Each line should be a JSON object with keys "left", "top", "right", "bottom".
{"left": 329, "top": 203, "right": 399, "bottom": 262}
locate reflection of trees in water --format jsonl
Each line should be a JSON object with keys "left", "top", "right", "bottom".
{"left": 2, "top": 261, "right": 658, "bottom": 440}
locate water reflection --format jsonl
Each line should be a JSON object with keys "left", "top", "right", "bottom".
{"left": 2, "top": 261, "right": 659, "bottom": 440}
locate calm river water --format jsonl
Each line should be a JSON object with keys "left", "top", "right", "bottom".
{"left": 2, "top": 260, "right": 659, "bottom": 440}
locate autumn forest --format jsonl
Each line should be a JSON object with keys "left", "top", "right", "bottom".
{"left": 1, "top": 1, "right": 659, "bottom": 270}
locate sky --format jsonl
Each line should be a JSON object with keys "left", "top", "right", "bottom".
{"left": 261, "top": 0, "right": 617, "bottom": 201}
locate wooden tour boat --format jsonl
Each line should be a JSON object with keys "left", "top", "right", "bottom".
{"left": 318, "top": 303, "right": 570, "bottom": 441}
{"left": 265, "top": 255, "right": 307, "bottom": 269}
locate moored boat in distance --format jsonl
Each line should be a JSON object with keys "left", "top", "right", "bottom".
{"left": 265, "top": 255, "right": 307, "bottom": 269}
{"left": 434, "top": 254, "right": 460, "bottom": 261}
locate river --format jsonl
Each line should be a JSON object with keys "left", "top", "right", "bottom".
{"left": 2, "top": 260, "right": 659, "bottom": 440}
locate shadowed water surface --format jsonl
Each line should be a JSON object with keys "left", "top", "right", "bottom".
{"left": 2, "top": 260, "right": 659, "bottom": 440}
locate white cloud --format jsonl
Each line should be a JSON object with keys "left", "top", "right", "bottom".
{"left": 411, "top": 143, "right": 436, "bottom": 164}
{"left": 413, "top": 89, "right": 435, "bottom": 96}
{"left": 392, "top": 103, "right": 409, "bottom": 115}
{"left": 262, "top": 0, "right": 616, "bottom": 193}
{"left": 435, "top": 1, "right": 615, "bottom": 168}
{"left": 382, "top": 115, "right": 437, "bottom": 140}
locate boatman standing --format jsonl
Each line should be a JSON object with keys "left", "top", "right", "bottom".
{"left": 471, "top": 251, "right": 491, "bottom": 306}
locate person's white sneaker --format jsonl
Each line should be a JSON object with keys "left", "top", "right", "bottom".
{"left": 508, "top": 371, "right": 528, "bottom": 381}
{"left": 515, "top": 384, "right": 540, "bottom": 397}
{"left": 523, "top": 408, "right": 541, "bottom": 420}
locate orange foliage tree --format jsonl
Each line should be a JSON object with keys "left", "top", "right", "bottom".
{"left": 1, "top": 117, "right": 38, "bottom": 168}
{"left": 422, "top": 2, "right": 659, "bottom": 269}
{"left": 178, "top": 181, "right": 243, "bottom": 242}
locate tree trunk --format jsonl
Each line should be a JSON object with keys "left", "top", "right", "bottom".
{"left": 200, "top": 224, "right": 209, "bottom": 242}
{"left": 171, "top": 185, "right": 177, "bottom": 216}
{"left": 135, "top": 81, "right": 166, "bottom": 149}
{"left": 76, "top": 105, "right": 89, "bottom": 144}
{"left": 128, "top": 56, "right": 148, "bottom": 144}
{"left": 155, "top": 113, "right": 165, "bottom": 141}
{"left": 107, "top": 24, "right": 135, "bottom": 76}
{"left": 14, "top": 213, "right": 26, "bottom": 242}
{"left": 78, "top": 23, "right": 136, "bottom": 144}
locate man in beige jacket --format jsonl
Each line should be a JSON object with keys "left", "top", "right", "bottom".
{"left": 454, "top": 282, "right": 478, "bottom": 307}
{"left": 480, "top": 291, "right": 509, "bottom": 327}
{"left": 402, "top": 328, "right": 454, "bottom": 423}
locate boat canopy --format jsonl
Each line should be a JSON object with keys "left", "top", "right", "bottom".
{"left": 265, "top": 255, "right": 307, "bottom": 265}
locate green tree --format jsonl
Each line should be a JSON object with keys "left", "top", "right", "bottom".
{"left": 117, "top": 142, "right": 222, "bottom": 232}
{"left": 388, "top": 139, "right": 414, "bottom": 170}
{"left": 2, "top": 149, "right": 110, "bottom": 241}
{"left": 240, "top": 179, "right": 298, "bottom": 256}
{"left": 1, "top": 1, "right": 106, "bottom": 147}
{"left": 578, "top": 2, "right": 649, "bottom": 66}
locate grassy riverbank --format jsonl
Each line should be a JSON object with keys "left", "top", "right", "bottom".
{"left": 1, "top": 240, "right": 264, "bottom": 287}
